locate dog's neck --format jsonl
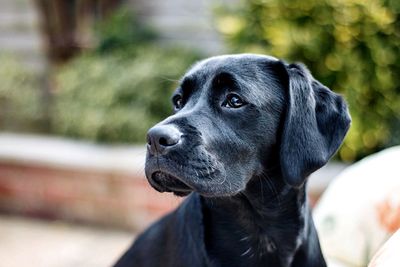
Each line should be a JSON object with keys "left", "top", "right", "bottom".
{"left": 201, "top": 171, "right": 323, "bottom": 267}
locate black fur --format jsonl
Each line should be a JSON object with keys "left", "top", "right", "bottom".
{"left": 114, "top": 54, "right": 351, "bottom": 267}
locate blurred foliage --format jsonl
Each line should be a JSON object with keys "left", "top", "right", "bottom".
{"left": 216, "top": 0, "right": 400, "bottom": 161}
{"left": 54, "top": 9, "right": 200, "bottom": 143}
{"left": 94, "top": 8, "right": 158, "bottom": 54}
{"left": 0, "top": 54, "right": 44, "bottom": 132}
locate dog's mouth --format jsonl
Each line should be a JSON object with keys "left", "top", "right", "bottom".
{"left": 150, "top": 171, "right": 193, "bottom": 197}
{"left": 145, "top": 151, "right": 231, "bottom": 197}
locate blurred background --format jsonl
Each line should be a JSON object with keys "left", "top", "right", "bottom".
{"left": 0, "top": 0, "right": 399, "bottom": 266}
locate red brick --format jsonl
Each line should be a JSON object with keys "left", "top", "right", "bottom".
{"left": 0, "top": 162, "right": 182, "bottom": 230}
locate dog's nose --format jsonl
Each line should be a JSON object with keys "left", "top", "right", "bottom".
{"left": 147, "top": 125, "right": 182, "bottom": 155}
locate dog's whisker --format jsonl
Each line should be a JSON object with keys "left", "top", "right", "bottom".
{"left": 217, "top": 173, "right": 227, "bottom": 185}
{"left": 240, "top": 236, "right": 250, "bottom": 242}
{"left": 259, "top": 176, "right": 265, "bottom": 204}
{"left": 158, "top": 76, "right": 181, "bottom": 82}
{"left": 206, "top": 168, "right": 211, "bottom": 179}
{"left": 261, "top": 172, "right": 282, "bottom": 209}
{"left": 199, "top": 170, "right": 205, "bottom": 180}
{"left": 241, "top": 247, "right": 252, "bottom": 257}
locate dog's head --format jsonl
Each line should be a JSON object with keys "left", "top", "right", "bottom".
{"left": 145, "top": 54, "right": 350, "bottom": 197}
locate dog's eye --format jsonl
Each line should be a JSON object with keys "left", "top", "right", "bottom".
{"left": 224, "top": 93, "right": 246, "bottom": 108}
{"left": 173, "top": 95, "right": 183, "bottom": 110}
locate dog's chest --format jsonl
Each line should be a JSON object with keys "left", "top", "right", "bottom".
{"left": 207, "top": 233, "right": 295, "bottom": 267}
{"left": 239, "top": 233, "right": 277, "bottom": 257}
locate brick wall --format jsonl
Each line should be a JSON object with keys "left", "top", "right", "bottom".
{"left": 0, "top": 133, "right": 347, "bottom": 231}
{"left": 0, "top": 162, "right": 184, "bottom": 231}
{"left": 0, "top": 134, "right": 182, "bottom": 231}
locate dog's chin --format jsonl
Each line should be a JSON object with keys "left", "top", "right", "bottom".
{"left": 145, "top": 157, "right": 242, "bottom": 197}
{"left": 149, "top": 171, "right": 193, "bottom": 197}
{"left": 147, "top": 170, "right": 245, "bottom": 198}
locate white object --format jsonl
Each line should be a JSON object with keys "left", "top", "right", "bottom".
{"left": 314, "top": 146, "right": 400, "bottom": 267}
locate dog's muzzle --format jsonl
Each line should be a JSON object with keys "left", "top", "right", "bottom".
{"left": 146, "top": 124, "right": 193, "bottom": 196}
{"left": 146, "top": 125, "right": 182, "bottom": 155}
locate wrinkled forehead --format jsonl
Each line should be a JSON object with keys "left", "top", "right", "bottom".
{"left": 185, "top": 54, "right": 279, "bottom": 78}
{"left": 181, "top": 54, "right": 282, "bottom": 104}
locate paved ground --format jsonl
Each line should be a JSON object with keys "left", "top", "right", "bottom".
{"left": 0, "top": 214, "right": 134, "bottom": 267}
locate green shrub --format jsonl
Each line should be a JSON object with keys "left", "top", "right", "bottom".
{"left": 53, "top": 8, "right": 201, "bottom": 143}
{"left": 216, "top": 0, "right": 400, "bottom": 161}
{"left": 94, "top": 8, "right": 157, "bottom": 54}
{"left": 0, "top": 54, "right": 43, "bottom": 132}
{"left": 54, "top": 47, "right": 199, "bottom": 143}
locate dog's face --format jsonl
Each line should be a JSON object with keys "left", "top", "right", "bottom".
{"left": 145, "top": 54, "right": 351, "bottom": 197}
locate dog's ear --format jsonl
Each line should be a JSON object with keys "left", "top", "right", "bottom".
{"left": 278, "top": 62, "right": 351, "bottom": 187}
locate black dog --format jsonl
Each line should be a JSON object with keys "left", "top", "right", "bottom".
{"left": 114, "top": 54, "right": 351, "bottom": 267}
